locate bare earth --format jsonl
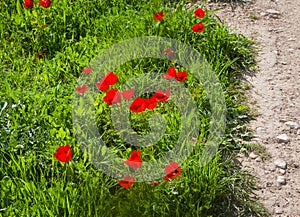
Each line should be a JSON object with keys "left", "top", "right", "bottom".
{"left": 206, "top": 0, "right": 300, "bottom": 216}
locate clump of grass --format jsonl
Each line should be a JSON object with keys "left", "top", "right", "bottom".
{"left": 0, "top": 0, "right": 268, "bottom": 216}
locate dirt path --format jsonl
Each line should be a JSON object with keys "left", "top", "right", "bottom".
{"left": 207, "top": 0, "right": 300, "bottom": 216}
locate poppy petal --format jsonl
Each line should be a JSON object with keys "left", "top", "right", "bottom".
{"left": 23, "top": 0, "right": 34, "bottom": 8}
{"left": 129, "top": 98, "right": 148, "bottom": 113}
{"left": 124, "top": 150, "right": 142, "bottom": 170}
{"left": 154, "top": 11, "right": 164, "bottom": 21}
{"left": 194, "top": 8, "right": 205, "bottom": 18}
{"left": 162, "top": 49, "right": 175, "bottom": 59}
{"left": 164, "top": 161, "right": 182, "bottom": 180}
{"left": 39, "top": 0, "right": 51, "bottom": 8}
{"left": 150, "top": 181, "right": 159, "bottom": 186}
{"left": 153, "top": 89, "right": 170, "bottom": 102}
{"left": 122, "top": 88, "right": 135, "bottom": 100}
{"left": 118, "top": 175, "right": 134, "bottom": 188}
{"left": 192, "top": 23, "right": 205, "bottom": 33}
{"left": 82, "top": 67, "right": 92, "bottom": 74}
{"left": 146, "top": 97, "right": 158, "bottom": 110}
{"left": 54, "top": 144, "right": 72, "bottom": 162}
{"left": 96, "top": 72, "right": 118, "bottom": 91}
{"left": 176, "top": 71, "right": 188, "bottom": 82}
{"left": 103, "top": 88, "right": 122, "bottom": 105}
{"left": 75, "top": 85, "right": 88, "bottom": 95}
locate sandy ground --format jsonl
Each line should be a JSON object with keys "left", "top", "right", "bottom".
{"left": 206, "top": 0, "right": 300, "bottom": 216}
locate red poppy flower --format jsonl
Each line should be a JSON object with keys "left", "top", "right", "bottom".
{"left": 96, "top": 71, "right": 118, "bottom": 91}
{"left": 40, "top": 0, "right": 51, "bottom": 8}
{"left": 176, "top": 71, "right": 188, "bottom": 82}
{"left": 54, "top": 144, "right": 72, "bottom": 163}
{"left": 118, "top": 175, "right": 134, "bottom": 188}
{"left": 194, "top": 8, "right": 205, "bottom": 18}
{"left": 153, "top": 89, "right": 170, "bottom": 102}
{"left": 154, "top": 12, "right": 164, "bottom": 21}
{"left": 82, "top": 67, "right": 92, "bottom": 75}
{"left": 164, "top": 67, "right": 188, "bottom": 82}
{"left": 162, "top": 49, "right": 175, "bottom": 60}
{"left": 146, "top": 96, "right": 158, "bottom": 110}
{"left": 150, "top": 181, "right": 159, "bottom": 186}
{"left": 124, "top": 150, "right": 142, "bottom": 170}
{"left": 164, "top": 162, "right": 182, "bottom": 181}
{"left": 75, "top": 85, "right": 88, "bottom": 95}
{"left": 122, "top": 88, "right": 134, "bottom": 100}
{"left": 129, "top": 97, "right": 148, "bottom": 113}
{"left": 164, "top": 67, "right": 177, "bottom": 80}
{"left": 23, "top": 0, "right": 34, "bottom": 9}
{"left": 192, "top": 23, "right": 205, "bottom": 33}
{"left": 103, "top": 88, "right": 121, "bottom": 105}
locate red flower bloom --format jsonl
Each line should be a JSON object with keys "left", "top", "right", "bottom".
{"left": 103, "top": 88, "right": 121, "bottom": 105}
{"left": 164, "top": 162, "right": 182, "bottom": 181}
{"left": 162, "top": 49, "right": 175, "bottom": 60}
{"left": 96, "top": 71, "right": 118, "bottom": 91}
{"left": 118, "top": 175, "right": 134, "bottom": 188}
{"left": 153, "top": 89, "right": 170, "bottom": 102}
{"left": 82, "top": 67, "right": 92, "bottom": 75}
{"left": 39, "top": 0, "right": 51, "bottom": 8}
{"left": 146, "top": 96, "right": 158, "bottom": 110}
{"left": 129, "top": 97, "right": 148, "bottom": 113}
{"left": 150, "top": 181, "right": 159, "bottom": 186}
{"left": 164, "top": 67, "right": 188, "bottom": 82}
{"left": 23, "top": 0, "right": 34, "bottom": 9}
{"left": 194, "top": 8, "right": 205, "bottom": 18}
{"left": 124, "top": 150, "right": 142, "bottom": 170}
{"left": 164, "top": 67, "right": 177, "bottom": 80}
{"left": 176, "top": 71, "right": 188, "bottom": 82}
{"left": 122, "top": 88, "right": 135, "bottom": 100}
{"left": 192, "top": 23, "right": 205, "bottom": 33}
{"left": 75, "top": 85, "right": 88, "bottom": 95}
{"left": 154, "top": 12, "right": 164, "bottom": 21}
{"left": 54, "top": 144, "right": 72, "bottom": 163}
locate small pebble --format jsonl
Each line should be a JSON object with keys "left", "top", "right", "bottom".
{"left": 277, "top": 176, "right": 286, "bottom": 185}
{"left": 251, "top": 138, "right": 262, "bottom": 142}
{"left": 249, "top": 152, "right": 258, "bottom": 159}
{"left": 285, "top": 121, "right": 299, "bottom": 129}
{"left": 279, "top": 169, "right": 286, "bottom": 175}
{"left": 257, "top": 127, "right": 266, "bottom": 132}
{"left": 276, "top": 134, "right": 290, "bottom": 143}
{"left": 275, "top": 207, "right": 284, "bottom": 214}
{"left": 274, "top": 159, "right": 287, "bottom": 169}
{"left": 256, "top": 157, "right": 262, "bottom": 162}
{"left": 266, "top": 9, "right": 280, "bottom": 15}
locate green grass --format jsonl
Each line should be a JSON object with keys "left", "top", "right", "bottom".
{"left": 0, "top": 0, "right": 269, "bottom": 216}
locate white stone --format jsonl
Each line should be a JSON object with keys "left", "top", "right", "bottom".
{"left": 274, "top": 159, "right": 287, "bottom": 169}
{"left": 277, "top": 176, "right": 286, "bottom": 185}
{"left": 279, "top": 169, "right": 286, "bottom": 175}
{"left": 256, "top": 157, "right": 262, "bottom": 162}
{"left": 249, "top": 152, "right": 258, "bottom": 159}
{"left": 285, "top": 121, "right": 299, "bottom": 129}
{"left": 257, "top": 127, "right": 266, "bottom": 132}
{"left": 266, "top": 9, "right": 280, "bottom": 15}
{"left": 275, "top": 207, "right": 284, "bottom": 214}
{"left": 276, "top": 134, "right": 290, "bottom": 143}
{"left": 251, "top": 138, "right": 262, "bottom": 142}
